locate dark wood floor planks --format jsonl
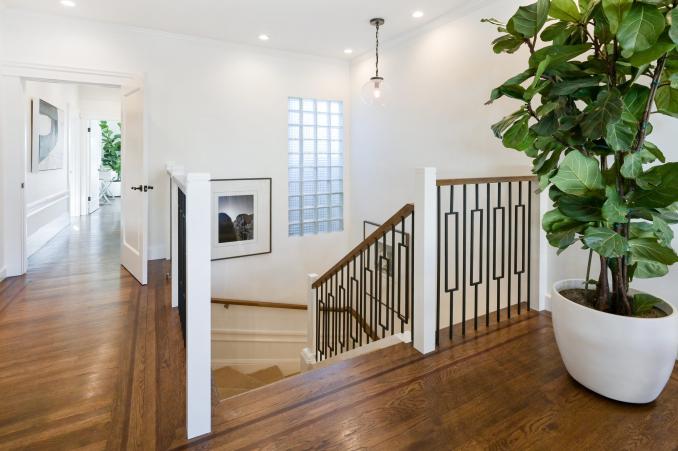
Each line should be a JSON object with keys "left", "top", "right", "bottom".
{"left": 0, "top": 201, "right": 676, "bottom": 450}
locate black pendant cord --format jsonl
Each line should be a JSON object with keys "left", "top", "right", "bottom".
{"left": 375, "top": 23, "right": 380, "bottom": 78}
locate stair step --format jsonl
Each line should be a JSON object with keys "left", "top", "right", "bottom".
{"left": 217, "top": 386, "right": 251, "bottom": 399}
{"left": 248, "top": 366, "right": 284, "bottom": 384}
{"left": 213, "top": 366, "right": 265, "bottom": 390}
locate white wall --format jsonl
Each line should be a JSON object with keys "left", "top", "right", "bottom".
{"left": 0, "top": 9, "right": 351, "bottom": 302}
{"left": 0, "top": 3, "right": 6, "bottom": 279}
{"left": 349, "top": 1, "right": 529, "bottom": 243}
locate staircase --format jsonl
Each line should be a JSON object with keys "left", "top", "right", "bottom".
{"left": 213, "top": 365, "right": 288, "bottom": 400}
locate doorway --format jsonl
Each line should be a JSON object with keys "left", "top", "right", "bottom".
{"left": 0, "top": 64, "right": 150, "bottom": 284}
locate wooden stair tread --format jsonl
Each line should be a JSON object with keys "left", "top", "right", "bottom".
{"left": 248, "top": 366, "right": 284, "bottom": 384}
{"left": 213, "top": 366, "right": 264, "bottom": 390}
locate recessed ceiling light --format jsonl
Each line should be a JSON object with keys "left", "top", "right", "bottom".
{"left": 60, "top": 0, "right": 76, "bottom": 7}
{"left": 258, "top": 34, "right": 270, "bottom": 41}
{"left": 344, "top": 48, "right": 353, "bottom": 55}
{"left": 412, "top": 11, "right": 424, "bottom": 18}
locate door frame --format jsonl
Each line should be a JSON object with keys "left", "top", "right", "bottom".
{"left": 0, "top": 61, "right": 146, "bottom": 277}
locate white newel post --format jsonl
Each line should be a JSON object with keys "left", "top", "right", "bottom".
{"left": 184, "top": 173, "right": 211, "bottom": 439}
{"left": 414, "top": 167, "right": 437, "bottom": 354}
{"left": 300, "top": 273, "right": 319, "bottom": 371}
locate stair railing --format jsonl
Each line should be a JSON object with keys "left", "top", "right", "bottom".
{"left": 436, "top": 175, "right": 540, "bottom": 343}
{"left": 305, "top": 204, "right": 416, "bottom": 363}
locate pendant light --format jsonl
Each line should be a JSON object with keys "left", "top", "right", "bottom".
{"left": 361, "top": 18, "right": 389, "bottom": 106}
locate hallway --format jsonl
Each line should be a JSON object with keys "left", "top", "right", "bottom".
{"left": 0, "top": 203, "right": 186, "bottom": 449}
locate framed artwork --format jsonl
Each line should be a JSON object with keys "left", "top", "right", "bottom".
{"left": 211, "top": 178, "right": 272, "bottom": 260}
{"left": 363, "top": 221, "right": 410, "bottom": 275}
{"left": 31, "top": 98, "right": 66, "bottom": 172}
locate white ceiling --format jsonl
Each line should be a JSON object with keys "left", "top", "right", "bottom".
{"left": 2, "top": 0, "right": 471, "bottom": 59}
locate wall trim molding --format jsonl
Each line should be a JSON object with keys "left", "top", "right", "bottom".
{"left": 212, "top": 328, "right": 306, "bottom": 344}
{"left": 26, "top": 212, "right": 70, "bottom": 257}
{"left": 26, "top": 190, "right": 70, "bottom": 218}
{"left": 0, "top": 61, "right": 138, "bottom": 86}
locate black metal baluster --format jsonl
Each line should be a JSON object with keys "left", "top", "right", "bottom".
{"left": 462, "top": 185, "right": 467, "bottom": 335}
{"left": 527, "top": 181, "right": 533, "bottom": 311}
{"left": 486, "top": 183, "right": 491, "bottom": 327}
{"left": 436, "top": 186, "right": 441, "bottom": 345}
{"left": 507, "top": 182, "right": 513, "bottom": 319}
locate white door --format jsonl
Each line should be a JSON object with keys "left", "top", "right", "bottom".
{"left": 88, "top": 121, "right": 101, "bottom": 214}
{"left": 120, "top": 83, "right": 148, "bottom": 285}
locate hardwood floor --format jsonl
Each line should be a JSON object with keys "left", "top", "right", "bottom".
{"left": 1, "top": 202, "right": 677, "bottom": 450}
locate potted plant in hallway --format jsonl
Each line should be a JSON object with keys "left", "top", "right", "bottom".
{"left": 486, "top": 0, "right": 678, "bottom": 403}
{"left": 100, "top": 121, "right": 122, "bottom": 197}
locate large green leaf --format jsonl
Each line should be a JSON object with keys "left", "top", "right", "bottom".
{"left": 528, "top": 44, "right": 592, "bottom": 68}
{"left": 670, "top": 8, "right": 678, "bottom": 46}
{"left": 617, "top": 3, "right": 666, "bottom": 56}
{"left": 543, "top": 208, "right": 587, "bottom": 250}
{"left": 551, "top": 150, "right": 605, "bottom": 196}
{"left": 605, "top": 112, "right": 637, "bottom": 151}
{"left": 631, "top": 163, "right": 678, "bottom": 208}
{"left": 550, "top": 77, "right": 602, "bottom": 95}
{"left": 503, "top": 117, "right": 536, "bottom": 154}
{"left": 634, "top": 261, "right": 669, "bottom": 278}
{"left": 629, "top": 237, "right": 678, "bottom": 265}
{"left": 655, "top": 83, "right": 678, "bottom": 117}
{"left": 632, "top": 293, "right": 662, "bottom": 315}
{"left": 508, "top": 0, "right": 551, "bottom": 38}
{"left": 628, "top": 38, "right": 675, "bottom": 67}
{"left": 602, "top": 186, "right": 629, "bottom": 224}
{"left": 620, "top": 148, "right": 657, "bottom": 178}
{"left": 622, "top": 84, "right": 650, "bottom": 120}
{"left": 581, "top": 88, "right": 624, "bottom": 139}
{"left": 653, "top": 214, "right": 674, "bottom": 246}
{"left": 550, "top": 0, "right": 581, "bottom": 22}
{"left": 602, "top": 0, "right": 633, "bottom": 34}
{"left": 558, "top": 194, "right": 604, "bottom": 222}
{"left": 583, "top": 227, "right": 629, "bottom": 257}
{"left": 492, "top": 34, "right": 525, "bottom": 54}
{"left": 491, "top": 109, "right": 528, "bottom": 138}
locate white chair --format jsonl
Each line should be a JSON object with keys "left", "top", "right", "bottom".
{"left": 99, "top": 169, "right": 115, "bottom": 204}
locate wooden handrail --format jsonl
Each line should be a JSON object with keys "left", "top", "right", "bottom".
{"left": 211, "top": 298, "right": 307, "bottom": 310}
{"left": 312, "top": 203, "right": 415, "bottom": 288}
{"left": 210, "top": 298, "right": 378, "bottom": 340}
{"left": 436, "top": 175, "right": 537, "bottom": 186}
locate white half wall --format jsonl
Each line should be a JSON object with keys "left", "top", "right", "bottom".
{"left": 0, "top": 9, "right": 351, "bottom": 301}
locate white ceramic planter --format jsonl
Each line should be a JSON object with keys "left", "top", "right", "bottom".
{"left": 552, "top": 279, "right": 678, "bottom": 404}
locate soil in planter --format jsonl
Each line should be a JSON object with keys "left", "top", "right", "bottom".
{"left": 559, "top": 289, "right": 668, "bottom": 319}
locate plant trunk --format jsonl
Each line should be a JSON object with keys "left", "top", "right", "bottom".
{"left": 596, "top": 257, "right": 610, "bottom": 311}
{"left": 612, "top": 258, "right": 632, "bottom": 316}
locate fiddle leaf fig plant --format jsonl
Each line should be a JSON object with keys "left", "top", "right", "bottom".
{"left": 485, "top": 0, "right": 678, "bottom": 316}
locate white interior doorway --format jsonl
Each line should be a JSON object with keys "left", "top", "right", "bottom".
{"left": 0, "top": 63, "right": 149, "bottom": 284}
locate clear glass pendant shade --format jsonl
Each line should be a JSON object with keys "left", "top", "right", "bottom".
{"left": 361, "top": 77, "right": 388, "bottom": 106}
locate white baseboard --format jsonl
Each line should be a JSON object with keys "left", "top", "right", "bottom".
{"left": 148, "top": 244, "right": 167, "bottom": 261}
{"left": 0, "top": 266, "right": 6, "bottom": 283}
{"left": 543, "top": 293, "right": 552, "bottom": 312}
{"left": 26, "top": 213, "right": 70, "bottom": 257}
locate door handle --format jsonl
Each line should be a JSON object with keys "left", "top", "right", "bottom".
{"left": 143, "top": 185, "right": 154, "bottom": 192}
{"left": 131, "top": 185, "right": 143, "bottom": 191}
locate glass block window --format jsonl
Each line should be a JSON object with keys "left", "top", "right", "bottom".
{"left": 288, "top": 97, "right": 344, "bottom": 236}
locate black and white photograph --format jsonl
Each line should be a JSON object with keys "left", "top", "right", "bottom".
{"left": 211, "top": 178, "right": 271, "bottom": 260}
{"left": 218, "top": 194, "right": 255, "bottom": 243}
